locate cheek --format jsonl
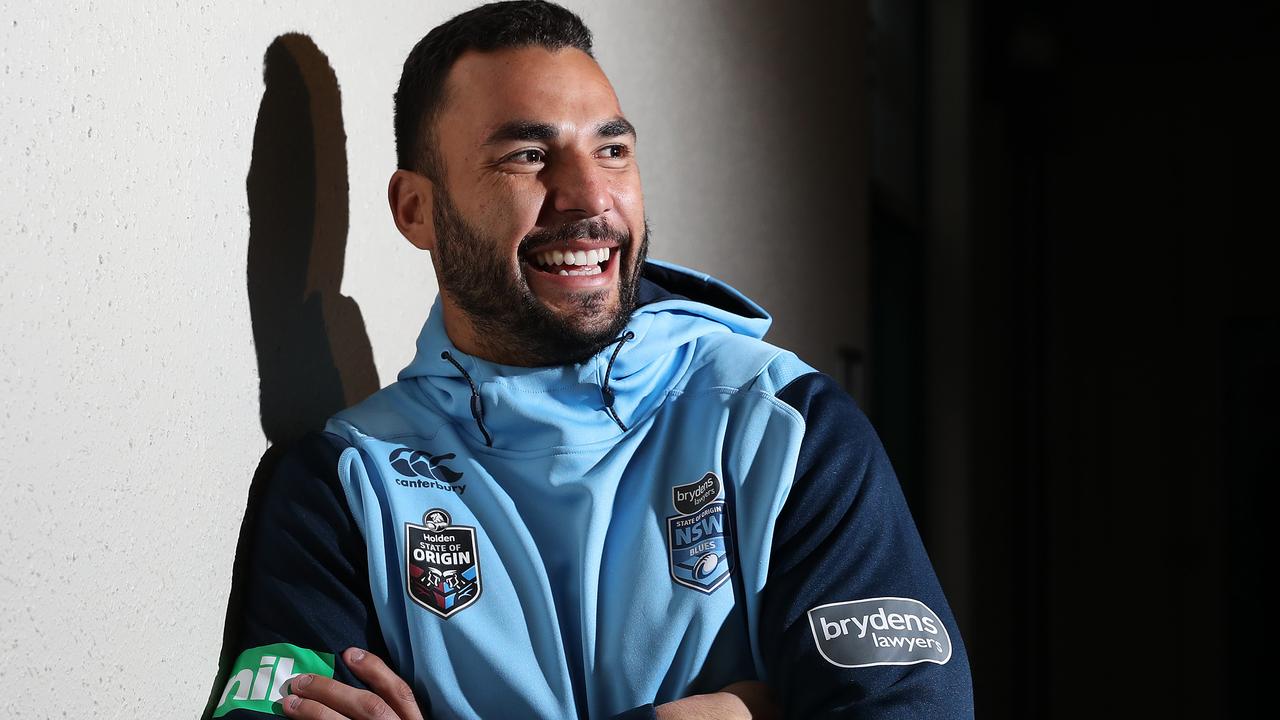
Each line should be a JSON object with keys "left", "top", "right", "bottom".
{"left": 609, "top": 171, "right": 645, "bottom": 220}
{"left": 473, "top": 181, "right": 546, "bottom": 243}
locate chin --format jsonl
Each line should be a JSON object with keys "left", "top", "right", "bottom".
{"left": 527, "top": 273, "right": 609, "bottom": 311}
{"left": 564, "top": 313, "right": 616, "bottom": 340}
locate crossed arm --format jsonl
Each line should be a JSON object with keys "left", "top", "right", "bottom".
{"left": 276, "top": 647, "right": 777, "bottom": 720}
{"left": 211, "top": 375, "right": 973, "bottom": 718}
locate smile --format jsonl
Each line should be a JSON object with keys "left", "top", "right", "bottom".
{"left": 527, "top": 247, "right": 613, "bottom": 277}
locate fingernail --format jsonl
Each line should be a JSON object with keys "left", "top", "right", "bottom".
{"left": 294, "top": 674, "right": 313, "bottom": 688}
{"left": 349, "top": 648, "right": 366, "bottom": 662}
{"left": 286, "top": 695, "right": 301, "bottom": 711}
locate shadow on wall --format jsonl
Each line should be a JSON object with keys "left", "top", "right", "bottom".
{"left": 202, "top": 33, "right": 379, "bottom": 719}
{"left": 247, "top": 33, "right": 379, "bottom": 442}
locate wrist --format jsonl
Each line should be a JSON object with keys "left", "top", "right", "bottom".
{"left": 655, "top": 692, "right": 750, "bottom": 720}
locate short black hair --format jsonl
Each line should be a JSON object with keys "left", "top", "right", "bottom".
{"left": 393, "top": 0, "right": 594, "bottom": 181}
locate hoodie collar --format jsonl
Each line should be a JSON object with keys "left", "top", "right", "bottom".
{"left": 398, "top": 260, "right": 771, "bottom": 453}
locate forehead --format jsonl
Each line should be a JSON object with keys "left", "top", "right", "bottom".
{"left": 437, "top": 46, "right": 623, "bottom": 145}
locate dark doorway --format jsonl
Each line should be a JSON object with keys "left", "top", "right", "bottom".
{"left": 871, "top": 2, "right": 1279, "bottom": 716}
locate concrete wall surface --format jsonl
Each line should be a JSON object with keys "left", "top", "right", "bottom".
{"left": 0, "top": 1, "right": 864, "bottom": 716}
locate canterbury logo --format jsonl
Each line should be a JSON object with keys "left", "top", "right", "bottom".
{"left": 389, "top": 447, "right": 464, "bottom": 483}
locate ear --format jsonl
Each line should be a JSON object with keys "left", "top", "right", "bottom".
{"left": 388, "top": 169, "right": 436, "bottom": 251}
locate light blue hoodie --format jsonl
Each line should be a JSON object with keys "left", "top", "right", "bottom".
{"left": 212, "top": 260, "right": 972, "bottom": 720}
{"left": 326, "top": 260, "right": 814, "bottom": 718}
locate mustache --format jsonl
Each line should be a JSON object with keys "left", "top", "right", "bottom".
{"left": 519, "top": 218, "right": 629, "bottom": 255}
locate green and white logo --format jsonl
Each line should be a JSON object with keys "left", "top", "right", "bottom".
{"left": 213, "top": 643, "right": 335, "bottom": 717}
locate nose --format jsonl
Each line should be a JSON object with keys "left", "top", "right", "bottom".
{"left": 546, "top": 154, "right": 613, "bottom": 219}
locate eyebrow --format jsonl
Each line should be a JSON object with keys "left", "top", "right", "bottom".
{"left": 482, "top": 116, "right": 637, "bottom": 145}
{"left": 596, "top": 117, "right": 637, "bottom": 139}
{"left": 483, "top": 120, "right": 558, "bottom": 145}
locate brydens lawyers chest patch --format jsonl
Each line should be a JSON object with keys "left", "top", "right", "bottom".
{"left": 406, "top": 509, "right": 482, "bottom": 618}
{"left": 667, "top": 472, "right": 734, "bottom": 594}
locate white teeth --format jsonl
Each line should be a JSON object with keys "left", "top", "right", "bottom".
{"left": 558, "top": 269, "right": 568, "bottom": 275}
{"left": 533, "top": 247, "right": 614, "bottom": 269}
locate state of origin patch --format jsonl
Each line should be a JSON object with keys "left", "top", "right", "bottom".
{"left": 405, "top": 508, "right": 482, "bottom": 618}
{"left": 667, "top": 472, "right": 734, "bottom": 594}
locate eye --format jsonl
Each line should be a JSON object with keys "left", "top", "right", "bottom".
{"left": 597, "top": 144, "right": 632, "bottom": 167}
{"left": 503, "top": 148, "right": 546, "bottom": 166}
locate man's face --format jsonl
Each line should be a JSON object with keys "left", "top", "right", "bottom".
{"left": 427, "top": 45, "right": 648, "bottom": 366}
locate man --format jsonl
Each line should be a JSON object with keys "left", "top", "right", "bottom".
{"left": 211, "top": 2, "right": 973, "bottom": 718}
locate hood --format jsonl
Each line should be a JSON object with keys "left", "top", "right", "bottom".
{"left": 397, "top": 260, "right": 772, "bottom": 452}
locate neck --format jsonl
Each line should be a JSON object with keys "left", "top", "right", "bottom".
{"left": 438, "top": 298, "right": 539, "bottom": 367}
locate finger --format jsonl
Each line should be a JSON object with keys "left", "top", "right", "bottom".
{"left": 281, "top": 693, "right": 351, "bottom": 720}
{"left": 288, "top": 673, "right": 397, "bottom": 720}
{"left": 344, "top": 648, "right": 424, "bottom": 720}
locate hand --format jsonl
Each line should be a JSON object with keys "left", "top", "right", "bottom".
{"left": 655, "top": 680, "right": 779, "bottom": 720}
{"left": 718, "top": 681, "right": 779, "bottom": 720}
{"left": 283, "top": 647, "right": 424, "bottom": 720}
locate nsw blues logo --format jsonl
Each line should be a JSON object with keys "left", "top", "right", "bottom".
{"left": 405, "top": 509, "right": 482, "bottom": 618}
{"left": 667, "top": 472, "right": 734, "bottom": 594}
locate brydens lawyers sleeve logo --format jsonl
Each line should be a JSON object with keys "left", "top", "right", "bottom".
{"left": 667, "top": 472, "right": 734, "bottom": 594}
{"left": 807, "top": 597, "right": 952, "bottom": 668}
{"left": 406, "top": 508, "right": 482, "bottom": 618}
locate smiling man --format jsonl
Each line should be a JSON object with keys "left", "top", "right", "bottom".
{"left": 409, "top": 44, "right": 648, "bottom": 367}
{"left": 211, "top": 2, "right": 973, "bottom": 719}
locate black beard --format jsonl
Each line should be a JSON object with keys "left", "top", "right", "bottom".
{"left": 432, "top": 186, "right": 649, "bottom": 366}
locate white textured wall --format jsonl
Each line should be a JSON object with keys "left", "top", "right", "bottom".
{"left": 0, "top": 1, "right": 864, "bottom": 716}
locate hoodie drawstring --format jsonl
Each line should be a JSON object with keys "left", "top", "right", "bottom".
{"left": 601, "top": 331, "right": 635, "bottom": 432}
{"left": 441, "top": 351, "right": 494, "bottom": 447}
{"left": 441, "top": 332, "right": 633, "bottom": 444}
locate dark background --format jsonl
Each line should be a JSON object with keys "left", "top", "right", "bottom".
{"left": 868, "top": 1, "right": 1277, "bottom": 716}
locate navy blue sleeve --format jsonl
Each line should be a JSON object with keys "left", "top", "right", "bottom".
{"left": 206, "top": 432, "right": 409, "bottom": 718}
{"left": 763, "top": 373, "right": 974, "bottom": 719}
